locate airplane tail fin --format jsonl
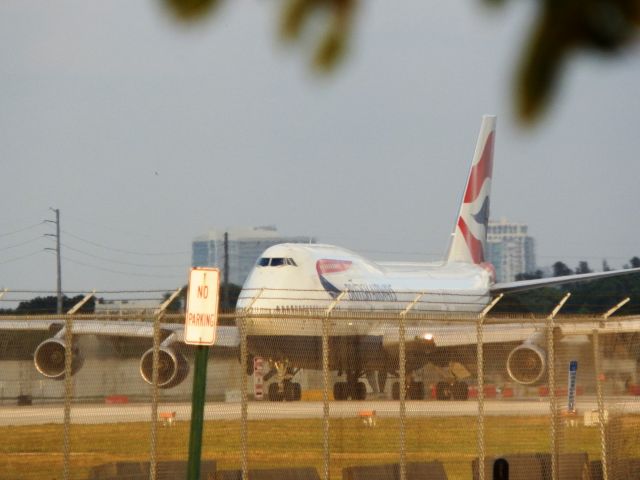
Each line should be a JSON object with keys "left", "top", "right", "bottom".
{"left": 446, "top": 115, "right": 496, "bottom": 264}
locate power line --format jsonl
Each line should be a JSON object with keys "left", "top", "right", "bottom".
{"left": 61, "top": 255, "right": 186, "bottom": 279}
{"left": 0, "top": 250, "right": 44, "bottom": 265}
{"left": 62, "top": 213, "right": 186, "bottom": 242}
{"left": 0, "top": 236, "right": 44, "bottom": 251}
{"left": 62, "top": 230, "right": 189, "bottom": 256}
{"left": 0, "top": 221, "right": 44, "bottom": 239}
{"left": 60, "top": 243, "right": 186, "bottom": 269}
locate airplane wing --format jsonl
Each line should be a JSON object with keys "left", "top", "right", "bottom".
{"left": 374, "top": 323, "right": 536, "bottom": 348}
{"left": 0, "top": 318, "right": 239, "bottom": 388}
{"left": 393, "top": 316, "right": 640, "bottom": 348}
{"left": 490, "top": 267, "right": 640, "bottom": 294}
{"left": 0, "top": 319, "right": 239, "bottom": 347}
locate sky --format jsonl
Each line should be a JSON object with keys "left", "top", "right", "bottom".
{"left": 1, "top": 0, "right": 639, "bottom": 306}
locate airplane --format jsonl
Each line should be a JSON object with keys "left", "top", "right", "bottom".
{"left": 1, "top": 115, "right": 639, "bottom": 402}
{"left": 233, "top": 115, "right": 640, "bottom": 401}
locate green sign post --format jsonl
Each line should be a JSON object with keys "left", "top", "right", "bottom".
{"left": 187, "top": 345, "right": 210, "bottom": 480}
{"left": 184, "top": 268, "right": 220, "bottom": 480}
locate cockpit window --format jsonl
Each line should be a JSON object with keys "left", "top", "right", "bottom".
{"left": 257, "top": 257, "right": 298, "bottom": 267}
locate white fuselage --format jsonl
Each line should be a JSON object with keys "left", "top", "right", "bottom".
{"left": 237, "top": 243, "right": 493, "bottom": 337}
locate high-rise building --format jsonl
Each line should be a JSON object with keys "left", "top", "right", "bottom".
{"left": 486, "top": 219, "right": 536, "bottom": 283}
{"left": 192, "top": 226, "right": 314, "bottom": 286}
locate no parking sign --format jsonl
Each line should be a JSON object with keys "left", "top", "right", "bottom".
{"left": 185, "top": 268, "right": 220, "bottom": 346}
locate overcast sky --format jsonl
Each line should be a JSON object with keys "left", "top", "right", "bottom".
{"left": 1, "top": 0, "right": 639, "bottom": 305}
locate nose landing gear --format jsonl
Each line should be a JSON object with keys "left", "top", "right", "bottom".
{"left": 266, "top": 360, "right": 302, "bottom": 401}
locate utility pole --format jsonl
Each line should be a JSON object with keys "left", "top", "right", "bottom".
{"left": 45, "top": 208, "right": 63, "bottom": 314}
{"left": 223, "top": 231, "right": 229, "bottom": 310}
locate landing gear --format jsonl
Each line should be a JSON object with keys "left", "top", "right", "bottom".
{"left": 333, "top": 380, "right": 367, "bottom": 400}
{"left": 268, "top": 382, "right": 284, "bottom": 401}
{"left": 410, "top": 381, "right": 425, "bottom": 400}
{"left": 333, "top": 371, "right": 368, "bottom": 400}
{"left": 391, "top": 380, "right": 426, "bottom": 400}
{"left": 284, "top": 381, "right": 302, "bottom": 401}
{"left": 355, "top": 381, "right": 367, "bottom": 400}
{"left": 435, "top": 380, "right": 468, "bottom": 400}
{"left": 435, "top": 381, "right": 452, "bottom": 400}
{"left": 268, "top": 380, "right": 302, "bottom": 401}
{"left": 265, "top": 360, "right": 302, "bottom": 401}
{"left": 452, "top": 381, "right": 469, "bottom": 400}
{"left": 333, "top": 381, "right": 347, "bottom": 400}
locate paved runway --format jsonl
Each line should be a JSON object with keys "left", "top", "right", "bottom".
{"left": 1, "top": 397, "right": 639, "bottom": 426}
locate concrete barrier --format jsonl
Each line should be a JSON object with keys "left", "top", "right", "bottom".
{"left": 342, "top": 461, "right": 447, "bottom": 480}
{"left": 89, "top": 460, "right": 216, "bottom": 480}
{"left": 215, "top": 467, "right": 319, "bottom": 480}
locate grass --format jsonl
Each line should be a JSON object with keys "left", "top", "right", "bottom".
{"left": 2, "top": 416, "right": 640, "bottom": 479}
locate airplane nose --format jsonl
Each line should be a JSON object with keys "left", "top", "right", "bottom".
{"left": 236, "top": 268, "right": 267, "bottom": 308}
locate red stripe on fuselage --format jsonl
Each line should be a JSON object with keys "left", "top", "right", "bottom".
{"left": 463, "top": 131, "right": 494, "bottom": 204}
{"left": 316, "top": 259, "right": 352, "bottom": 275}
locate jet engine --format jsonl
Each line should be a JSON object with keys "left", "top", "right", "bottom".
{"left": 140, "top": 346, "right": 190, "bottom": 389}
{"left": 506, "top": 343, "right": 547, "bottom": 385}
{"left": 34, "top": 338, "right": 84, "bottom": 379}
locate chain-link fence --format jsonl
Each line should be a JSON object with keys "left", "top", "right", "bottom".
{"left": 1, "top": 291, "right": 640, "bottom": 480}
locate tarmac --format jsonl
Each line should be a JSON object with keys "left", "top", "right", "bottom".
{"left": 1, "top": 397, "right": 639, "bottom": 426}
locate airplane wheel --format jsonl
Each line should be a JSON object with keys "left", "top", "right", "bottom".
{"left": 408, "top": 381, "right": 425, "bottom": 400}
{"left": 284, "top": 381, "right": 296, "bottom": 401}
{"left": 354, "top": 381, "right": 367, "bottom": 400}
{"left": 268, "top": 382, "right": 283, "bottom": 401}
{"left": 245, "top": 354, "right": 254, "bottom": 376}
{"left": 392, "top": 382, "right": 400, "bottom": 400}
{"left": 284, "top": 382, "right": 302, "bottom": 401}
{"left": 452, "top": 381, "right": 469, "bottom": 401}
{"left": 435, "top": 381, "right": 452, "bottom": 401}
{"left": 293, "top": 382, "right": 302, "bottom": 401}
{"left": 333, "top": 382, "right": 348, "bottom": 400}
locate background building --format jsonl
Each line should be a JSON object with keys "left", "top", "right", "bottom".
{"left": 192, "top": 226, "right": 315, "bottom": 286}
{"left": 486, "top": 219, "right": 536, "bottom": 282}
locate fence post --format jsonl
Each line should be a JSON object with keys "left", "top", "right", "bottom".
{"left": 239, "top": 289, "right": 263, "bottom": 480}
{"left": 595, "top": 297, "right": 630, "bottom": 480}
{"left": 240, "top": 313, "right": 249, "bottom": 480}
{"left": 397, "top": 294, "right": 424, "bottom": 480}
{"left": 323, "top": 292, "right": 346, "bottom": 480}
{"left": 546, "top": 293, "right": 571, "bottom": 480}
{"left": 150, "top": 287, "right": 183, "bottom": 480}
{"left": 63, "top": 291, "right": 95, "bottom": 480}
{"left": 476, "top": 294, "right": 503, "bottom": 480}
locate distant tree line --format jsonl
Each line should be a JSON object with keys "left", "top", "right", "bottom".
{"left": 0, "top": 295, "right": 96, "bottom": 315}
{"left": 0, "top": 283, "right": 243, "bottom": 317}
{"left": 493, "top": 257, "right": 640, "bottom": 315}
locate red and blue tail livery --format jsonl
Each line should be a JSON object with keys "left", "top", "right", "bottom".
{"left": 447, "top": 115, "right": 496, "bottom": 265}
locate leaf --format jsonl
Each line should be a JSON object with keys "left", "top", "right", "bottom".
{"left": 162, "top": 0, "right": 220, "bottom": 22}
